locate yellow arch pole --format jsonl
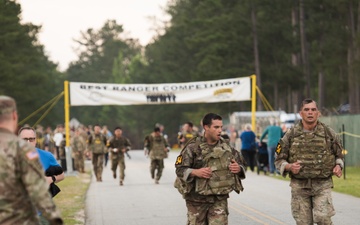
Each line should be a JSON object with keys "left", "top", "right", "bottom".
{"left": 64, "top": 81, "right": 70, "bottom": 147}
{"left": 250, "top": 74, "right": 257, "bottom": 131}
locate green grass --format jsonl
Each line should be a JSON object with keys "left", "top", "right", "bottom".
{"left": 53, "top": 170, "right": 91, "bottom": 225}
{"left": 333, "top": 167, "right": 360, "bottom": 198}
{"left": 272, "top": 166, "right": 360, "bottom": 198}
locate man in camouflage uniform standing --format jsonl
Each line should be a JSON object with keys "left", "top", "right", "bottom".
{"left": 144, "top": 127, "right": 170, "bottom": 184}
{"left": 0, "top": 95, "right": 63, "bottom": 225}
{"left": 108, "top": 126, "right": 131, "bottom": 186}
{"left": 275, "top": 98, "right": 344, "bottom": 225}
{"left": 71, "top": 128, "right": 86, "bottom": 173}
{"left": 175, "top": 113, "right": 246, "bottom": 225}
{"left": 87, "top": 124, "right": 107, "bottom": 182}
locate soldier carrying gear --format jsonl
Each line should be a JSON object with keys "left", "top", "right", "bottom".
{"left": 177, "top": 121, "right": 198, "bottom": 149}
{"left": 275, "top": 98, "right": 344, "bottom": 225}
{"left": 108, "top": 126, "right": 131, "bottom": 186}
{"left": 174, "top": 113, "right": 246, "bottom": 225}
{"left": 87, "top": 124, "right": 107, "bottom": 182}
{"left": 145, "top": 127, "right": 170, "bottom": 184}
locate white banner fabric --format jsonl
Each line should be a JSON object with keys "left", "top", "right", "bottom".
{"left": 69, "top": 77, "right": 251, "bottom": 106}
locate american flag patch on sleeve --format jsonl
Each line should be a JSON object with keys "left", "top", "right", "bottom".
{"left": 26, "top": 150, "right": 39, "bottom": 160}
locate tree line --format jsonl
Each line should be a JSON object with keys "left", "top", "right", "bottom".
{"left": 1, "top": 0, "right": 359, "bottom": 148}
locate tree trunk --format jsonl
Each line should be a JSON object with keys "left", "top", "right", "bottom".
{"left": 290, "top": 2, "right": 301, "bottom": 112}
{"left": 318, "top": 71, "right": 324, "bottom": 110}
{"left": 299, "top": 0, "right": 311, "bottom": 97}
{"left": 348, "top": 0, "right": 357, "bottom": 114}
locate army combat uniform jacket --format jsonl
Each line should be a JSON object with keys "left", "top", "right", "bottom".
{"left": 275, "top": 121, "right": 344, "bottom": 189}
{"left": 0, "top": 128, "right": 63, "bottom": 225}
{"left": 175, "top": 136, "right": 246, "bottom": 203}
{"left": 108, "top": 136, "right": 131, "bottom": 157}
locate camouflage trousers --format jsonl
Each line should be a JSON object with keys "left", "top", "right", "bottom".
{"left": 291, "top": 187, "right": 335, "bottom": 225}
{"left": 111, "top": 154, "right": 126, "bottom": 181}
{"left": 185, "top": 199, "right": 228, "bottom": 225}
{"left": 73, "top": 151, "right": 85, "bottom": 172}
{"left": 150, "top": 159, "right": 164, "bottom": 180}
{"left": 92, "top": 153, "right": 104, "bottom": 181}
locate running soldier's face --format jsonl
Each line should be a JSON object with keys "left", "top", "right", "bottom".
{"left": 114, "top": 129, "right": 122, "bottom": 137}
{"left": 300, "top": 101, "right": 319, "bottom": 125}
{"left": 204, "top": 119, "right": 223, "bottom": 144}
{"left": 94, "top": 126, "right": 101, "bottom": 134}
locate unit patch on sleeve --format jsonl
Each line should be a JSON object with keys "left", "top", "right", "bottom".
{"left": 275, "top": 142, "right": 282, "bottom": 155}
{"left": 175, "top": 155, "right": 183, "bottom": 165}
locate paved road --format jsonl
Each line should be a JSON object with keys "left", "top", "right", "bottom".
{"left": 85, "top": 150, "right": 360, "bottom": 225}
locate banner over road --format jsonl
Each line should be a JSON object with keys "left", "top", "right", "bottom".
{"left": 69, "top": 77, "right": 251, "bottom": 106}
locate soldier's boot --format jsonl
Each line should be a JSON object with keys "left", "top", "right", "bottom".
{"left": 120, "top": 180, "right": 124, "bottom": 186}
{"left": 155, "top": 177, "right": 159, "bottom": 184}
{"left": 95, "top": 173, "right": 100, "bottom": 182}
{"left": 113, "top": 170, "right": 116, "bottom": 179}
{"left": 96, "top": 171, "right": 102, "bottom": 182}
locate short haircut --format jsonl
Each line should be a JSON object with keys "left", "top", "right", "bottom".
{"left": 300, "top": 98, "right": 318, "bottom": 110}
{"left": 18, "top": 126, "right": 36, "bottom": 137}
{"left": 114, "top": 126, "right": 122, "bottom": 131}
{"left": 186, "top": 121, "right": 193, "bottom": 128}
{"left": 154, "top": 127, "right": 161, "bottom": 132}
{"left": 0, "top": 96, "right": 16, "bottom": 121}
{"left": 202, "top": 113, "right": 222, "bottom": 127}
{"left": 244, "top": 123, "right": 252, "bottom": 130}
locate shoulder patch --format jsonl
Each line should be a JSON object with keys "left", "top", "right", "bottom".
{"left": 26, "top": 150, "right": 39, "bottom": 160}
{"left": 175, "top": 155, "right": 183, "bottom": 165}
{"left": 275, "top": 142, "right": 282, "bottom": 155}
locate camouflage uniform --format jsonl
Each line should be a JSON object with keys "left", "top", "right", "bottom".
{"left": 88, "top": 133, "right": 107, "bottom": 182}
{"left": 178, "top": 131, "right": 198, "bottom": 148}
{"left": 275, "top": 121, "right": 344, "bottom": 225}
{"left": 108, "top": 136, "right": 131, "bottom": 184}
{"left": 175, "top": 136, "right": 245, "bottom": 225}
{"left": 0, "top": 128, "right": 63, "bottom": 224}
{"left": 146, "top": 133, "right": 169, "bottom": 183}
{"left": 71, "top": 134, "right": 86, "bottom": 173}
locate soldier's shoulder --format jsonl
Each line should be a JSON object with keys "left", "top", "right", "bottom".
{"left": 320, "top": 122, "right": 336, "bottom": 133}
{"left": 0, "top": 133, "right": 21, "bottom": 155}
{"left": 182, "top": 137, "right": 200, "bottom": 150}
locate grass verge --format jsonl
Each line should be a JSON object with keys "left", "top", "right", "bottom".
{"left": 53, "top": 169, "right": 91, "bottom": 225}
{"left": 272, "top": 166, "right": 360, "bottom": 198}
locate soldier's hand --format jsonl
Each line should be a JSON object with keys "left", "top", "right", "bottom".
{"left": 288, "top": 161, "right": 302, "bottom": 174}
{"left": 333, "top": 165, "right": 342, "bottom": 178}
{"left": 191, "top": 167, "right": 212, "bottom": 178}
{"left": 229, "top": 159, "right": 241, "bottom": 174}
